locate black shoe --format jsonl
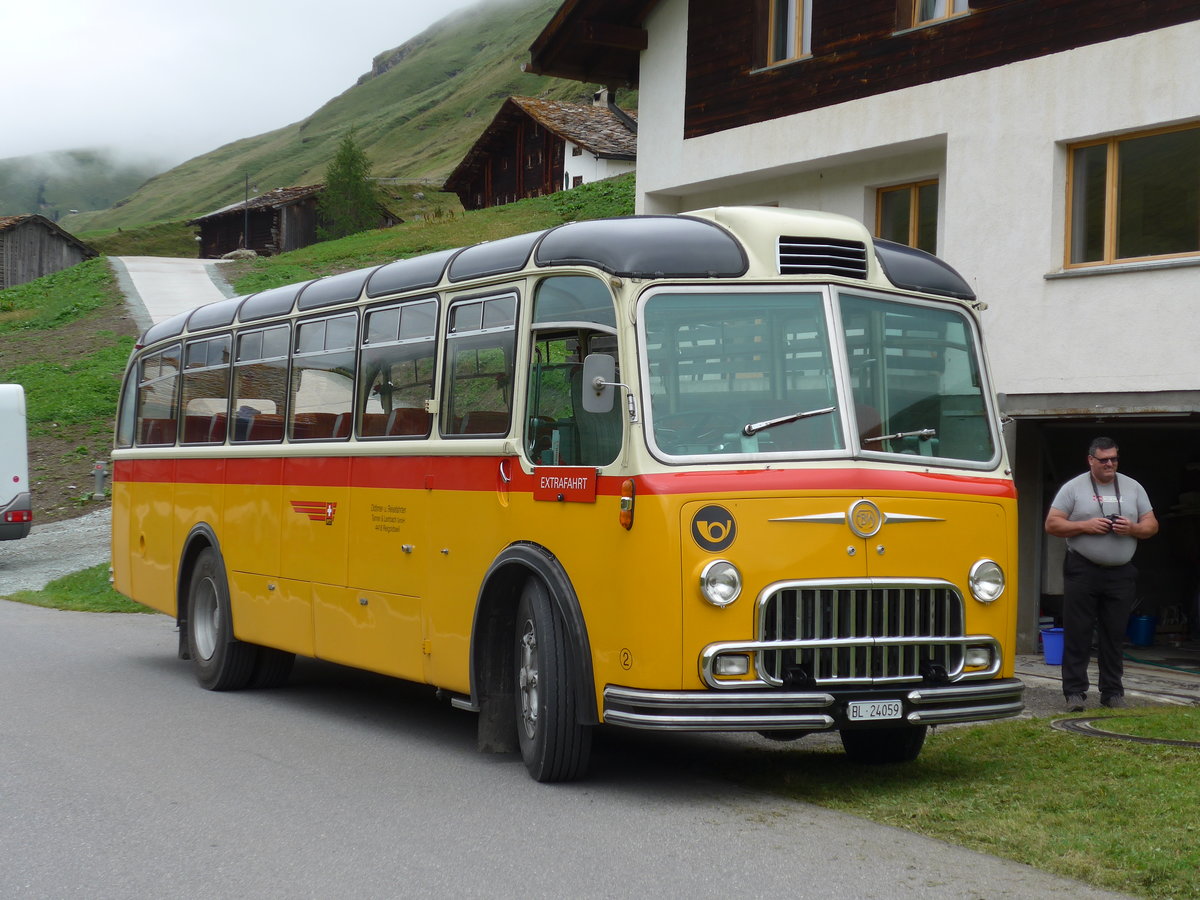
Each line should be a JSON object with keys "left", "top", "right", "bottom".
{"left": 1065, "top": 694, "right": 1086, "bottom": 712}
{"left": 1101, "top": 694, "right": 1126, "bottom": 709}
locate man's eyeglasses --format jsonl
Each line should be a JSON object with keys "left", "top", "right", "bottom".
{"left": 1090, "top": 455, "right": 1119, "bottom": 466}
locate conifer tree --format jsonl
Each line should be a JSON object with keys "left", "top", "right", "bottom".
{"left": 317, "top": 128, "right": 381, "bottom": 240}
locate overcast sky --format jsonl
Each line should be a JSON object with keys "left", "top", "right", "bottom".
{"left": 1, "top": 0, "right": 481, "bottom": 164}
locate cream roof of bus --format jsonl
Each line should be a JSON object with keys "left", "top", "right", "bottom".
{"left": 136, "top": 207, "right": 973, "bottom": 349}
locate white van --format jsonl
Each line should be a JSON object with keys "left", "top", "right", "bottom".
{"left": 0, "top": 383, "right": 32, "bottom": 541}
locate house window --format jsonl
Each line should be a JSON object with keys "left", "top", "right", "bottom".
{"left": 1067, "top": 123, "right": 1200, "bottom": 267}
{"left": 768, "top": 0, "right": 812, "bottom": 64}
{"left": 571, "top": 145, "right": 583, "bottom": 157}
{"left": 876, "top": 181, "right": 939, "bottom": 254}
{"left": 572, "top": 176, "right": 584, "bottom": 188}
{"left": 913, "top": 0, "right": 970, "bottom": 26}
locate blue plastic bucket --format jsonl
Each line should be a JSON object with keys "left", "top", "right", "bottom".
{"left": 1041, "top": 627, "right": 1064, "bottom": 665}
{"left": 1127, "top": 615, "right": 1157, "bottom": 647}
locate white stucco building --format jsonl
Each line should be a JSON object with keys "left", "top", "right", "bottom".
{"left": 528, "top": 0, "right": 1200, "bottom": 646}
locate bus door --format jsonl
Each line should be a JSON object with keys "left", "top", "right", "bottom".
{"left": 342, "top": 298, "right": 440, "bottom": 682}
{"left": 423, "top": 290, "right": 520, "bottom": 693}
{"left": 127, "top": 344, "right": 182, "bottom": 613}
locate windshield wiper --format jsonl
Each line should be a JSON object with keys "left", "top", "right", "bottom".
{"left": 863, "top": 427, "right": 937, "bottom": 444}
{"left": 743, "top": 406, "right": 836, "bottom": 437}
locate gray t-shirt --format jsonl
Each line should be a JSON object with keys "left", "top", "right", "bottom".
{"left": 1050, "top": 471, "right": 1153, "bottom": 566}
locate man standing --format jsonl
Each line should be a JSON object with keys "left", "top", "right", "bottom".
{"left": 1045, "top": 437, "right": 1158, "bottom": 711}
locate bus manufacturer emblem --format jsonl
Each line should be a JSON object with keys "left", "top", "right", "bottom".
{"left": 848, "top": 499, "right": 882, "bottom": 538}
{"left": 691, "top": 504, "right": 736, "bottom": 551}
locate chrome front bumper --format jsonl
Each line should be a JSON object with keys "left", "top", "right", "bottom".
{"left": 602, "top": 678, "right": 1025, "bottom": 732}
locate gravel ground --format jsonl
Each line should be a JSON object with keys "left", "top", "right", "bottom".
{"left": 0, "top": 505, "right": 112, "bottom": 597}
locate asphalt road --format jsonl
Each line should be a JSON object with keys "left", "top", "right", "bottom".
{"left": 1, "top": 600, "right": 1132, "bottom": 899}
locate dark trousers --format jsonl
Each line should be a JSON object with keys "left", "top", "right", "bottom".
{"left": 1061, "top": 550, "right": 1137, "bottom": 699}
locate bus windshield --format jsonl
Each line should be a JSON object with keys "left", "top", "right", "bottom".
{"left": 641, "top": 288, "right": 997, "bottom": 465}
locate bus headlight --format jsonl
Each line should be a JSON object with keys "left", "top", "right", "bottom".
{"left": 699, "top": 560, "right": 742, "bottom": 607}
{"left": 968, "top": 559, "right": 1005, "bottom": 603}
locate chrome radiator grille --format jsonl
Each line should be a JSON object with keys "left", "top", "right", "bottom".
{"left": 758, "top": 582, "right": 965, "bottom": 686}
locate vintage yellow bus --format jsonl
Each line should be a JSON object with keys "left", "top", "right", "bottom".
{"left": 112, "top": 206, "right": 1023, "bottom": 781}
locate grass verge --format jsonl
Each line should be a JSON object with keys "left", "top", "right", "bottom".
{"left": 4, "top": 564, "right": 155, "bottom": 613}
{"left": 729, "top": 708, "right": 1200, "bottom": 900}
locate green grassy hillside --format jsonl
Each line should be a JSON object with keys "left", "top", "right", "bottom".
{"left": 63, "top": 0, "right": 628, "bottom": 235}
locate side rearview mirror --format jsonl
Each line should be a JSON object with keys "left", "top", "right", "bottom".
{"left": 581, "top": 353, "right": 616, "bottom": 414}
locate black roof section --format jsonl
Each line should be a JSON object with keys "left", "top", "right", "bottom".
{"left": 239, "top": 281, "right": 311, "bottom": 323}
{"left": 367, "top": 248, "right": 461, "bottom": 298}
{"left": 297, "top": 268, "right": 374, "bottom": 312}
{"left": 448, "top": 231, "right": 546, "bottom": 283}
{"left": 535, "top": 215, "right": 747, "bottom": 278}
{"left": 186, "top": 296, "right": 242, "bottom": 332}
{"left": 872, "top": 239, "right": 976, "bottom": 302}
{"left": 140, "top": 312, "right": 189, "bottom": 347}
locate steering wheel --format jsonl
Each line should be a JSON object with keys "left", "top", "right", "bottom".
{"left": 652, "top": 411, "right": 726, "bottom": 448}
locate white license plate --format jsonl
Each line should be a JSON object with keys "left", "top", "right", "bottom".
{"left": 847, "top": 700, "right": 903, "bottom": 721}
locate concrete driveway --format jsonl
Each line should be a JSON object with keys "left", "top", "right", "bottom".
{"left": 109, "top": 256, "right": 236, "bottom": 331}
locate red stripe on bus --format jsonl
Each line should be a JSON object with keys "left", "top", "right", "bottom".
{"left": 113, "top": 456, "right": 1013, "bottom": 499}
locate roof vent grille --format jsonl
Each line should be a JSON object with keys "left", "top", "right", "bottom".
{"left": 778, "top": 236, "right": 868, "bottom": 279}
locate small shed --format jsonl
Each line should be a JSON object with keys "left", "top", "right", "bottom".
{"left": 190, "top": 185, "right": 326, "bottom": 259}
{"left": 444, "top": 93, "right": 637, "bottom": 211}
{"left": 0, "top": 215, "right": 97, "bottom": 290}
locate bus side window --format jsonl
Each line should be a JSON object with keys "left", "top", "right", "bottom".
{"left": 443, "top": 293, "right": 516, "bottom": 437}
{"left": 358, "top": 298, "right": 437, "bottom": 439}
{"left": 136, "top": 344, "right": 181, "bottom": 446}
{"left": 290, "top": 313, "right": 357, "bottom": 442}
{"left": 181, "top": 335, "right": 231, "bottom": 445}
{"left": 232, "top": 325, "right": 290, "bottom": 444}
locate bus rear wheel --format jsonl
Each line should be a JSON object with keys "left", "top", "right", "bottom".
{"left": 840, "top": 724, "right": 927, "bottom": 764}
{"left": 187, "top": 548, "right": 258, "bottom": 691}
{"left": 514, "top": 579, "right": 591, "bottom": 782}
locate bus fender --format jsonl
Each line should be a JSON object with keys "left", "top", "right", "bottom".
{"left": 175, "top": 523, "right": 226, "bottom": 660}
{"left": 471, "top": 542, "right": 598, "bottom": 752}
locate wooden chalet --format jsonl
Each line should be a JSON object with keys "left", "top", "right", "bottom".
{"left": 0, "top": 215, "right": 96, "bottom": 290}
{"left": 190, "top": 185, "right": 327, "bottom": 259}
{"left": 444, "top": 94, "right": 637, "bottom": 211}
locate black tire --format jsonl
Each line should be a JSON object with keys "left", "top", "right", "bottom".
{"left": 840, "top": 724, "right": 927, "bottom": 764}
{"left": 249, "top": 647, "right": 295, "bottom": 689}
{"left": 514, "top": 579, "right": 592, "bottom": 782}
{"left": 186, "top": 547, "right": 258, "bottom": 691}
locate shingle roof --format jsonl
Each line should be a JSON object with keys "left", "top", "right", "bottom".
{"left": 444, "top": 96, "right": 637, "bottom": 192}
{"left": 190, "top": 185, "right": 324, "bottom": 223}
{"left": 0, "top": 214, "right": 96, "bottom": 256}
{"left": 510, "top": 96, "right": 637, "bottom": 158}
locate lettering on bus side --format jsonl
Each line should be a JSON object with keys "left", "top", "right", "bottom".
{"left": 532, "top": 467, "right": 597, "bottom": 503}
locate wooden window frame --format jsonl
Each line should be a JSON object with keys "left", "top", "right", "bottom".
{"left": 1065, "top": 121, "right": 1200, "bottom": 269}
{"left": 907, "top": 0, "right": 971, "bottom": 28}
{"left": 766, "top": 0, "right": 813, "bottom": 65}
{"left": 875, "top": 180, "right": 939, "bottom": 254}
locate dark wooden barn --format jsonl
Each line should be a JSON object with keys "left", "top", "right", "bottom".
{"left": 192, "top": 184, "right": 402, "bottom": 259}
{"left": 190, "top": 185, "right": 327, "bottom": 259}
{"left": 444, "top": 95, "right": 637, "bottom": 211}
{"left": 0, "top": 215, "right": 97, "bottom": 290}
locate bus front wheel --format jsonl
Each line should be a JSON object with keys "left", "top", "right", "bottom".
{"left": 839, "top": 724, "right": 927, "bottom": 764}
{"left": 514, "top": 579, "right": 592, "bottom": 782}
{"left": 187, "top": 548, "right": 258, "bottom": 691}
